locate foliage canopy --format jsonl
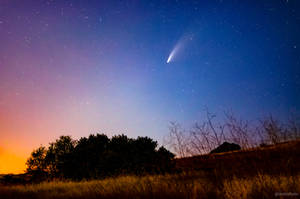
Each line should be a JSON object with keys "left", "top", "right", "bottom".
{"left": 26, "top": 134, "right": 174, "bottom": 180}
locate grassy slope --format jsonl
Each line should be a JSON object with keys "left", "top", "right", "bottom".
{"left": 176, "top": 140, "right": 300, "bottom": 177}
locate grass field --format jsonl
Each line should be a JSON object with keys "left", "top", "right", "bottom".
{"left": 0, "top": 172, "right": 299, "bottom": 199}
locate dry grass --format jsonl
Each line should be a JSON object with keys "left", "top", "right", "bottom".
{"left": 223, "top": 174, "right": 300, "bottom": 199}
{"left": 0, "top": 172, "right": 299, "bottom": 199}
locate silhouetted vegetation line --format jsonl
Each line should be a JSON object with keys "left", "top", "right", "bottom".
{"left": 26, "top": 134, "right": 175, "bottom": 181}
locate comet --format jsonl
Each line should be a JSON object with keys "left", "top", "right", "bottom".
{"left": 167, "top": 44, "right": 180, "bottom": 63}
{"left": 166, "top": 33, "right": 193, "bottom": 64}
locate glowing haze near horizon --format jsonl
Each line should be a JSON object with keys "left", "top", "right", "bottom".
{"left": 0, "top": 0, "right": 300, "bottom": 173}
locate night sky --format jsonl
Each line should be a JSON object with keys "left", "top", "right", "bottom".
{"left": 0, "top": 0, "right": 300, "bottom": 173}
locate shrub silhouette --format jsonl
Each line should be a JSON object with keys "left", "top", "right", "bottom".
{"left": 210, "top": 142, "right": 241, "bottom": 154}
{"left": 26, "top": 134, "right": 175, "bottom": 180}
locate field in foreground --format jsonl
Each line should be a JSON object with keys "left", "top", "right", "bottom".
{"left": 0, "top": 172, "right": 299, "bottom": 199}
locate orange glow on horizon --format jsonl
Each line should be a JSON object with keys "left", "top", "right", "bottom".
{"left": 0, "top": 147, "right": 27, "bottom": 174}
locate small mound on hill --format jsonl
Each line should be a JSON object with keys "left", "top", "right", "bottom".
{"left": 210, "top": 142, "right": 241, "bottom": 154}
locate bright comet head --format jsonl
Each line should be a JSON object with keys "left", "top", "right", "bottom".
{"left": 166, "top": 45, "right": 177, "bottom": 63}
{"left": 167, "top": 54, "right": 172, "bottom": 63}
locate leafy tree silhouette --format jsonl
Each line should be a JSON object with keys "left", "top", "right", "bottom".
{"left": 45, "top": 136, "right": 76, "bottom": 179}
{"left": 73, "top": 134, "right": 109, "bottom": 179}
{"left": 26, "top": 134, "right": 175, "bottom": 180}
{"left": 26, "top": 146, "right": 48, "bottom": 181}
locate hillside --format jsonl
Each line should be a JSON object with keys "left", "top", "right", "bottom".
{"left": 176, "top": 140, "right": 300, "bottom": 177}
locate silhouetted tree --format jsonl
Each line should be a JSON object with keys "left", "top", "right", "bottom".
{"left": 73, "top": 134, "right": 109, "bottom": 179}
{"left": 155, "top": 146, "right": 175, "bottom": 173}
{"left": 26, "top": 146, "right": 48, "bottom": 181}
{"left": 131, "top": 136, "right": 158, "bottom": 174}
{"left": 45, "top": 136, "right": 76, "bottom": 179}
